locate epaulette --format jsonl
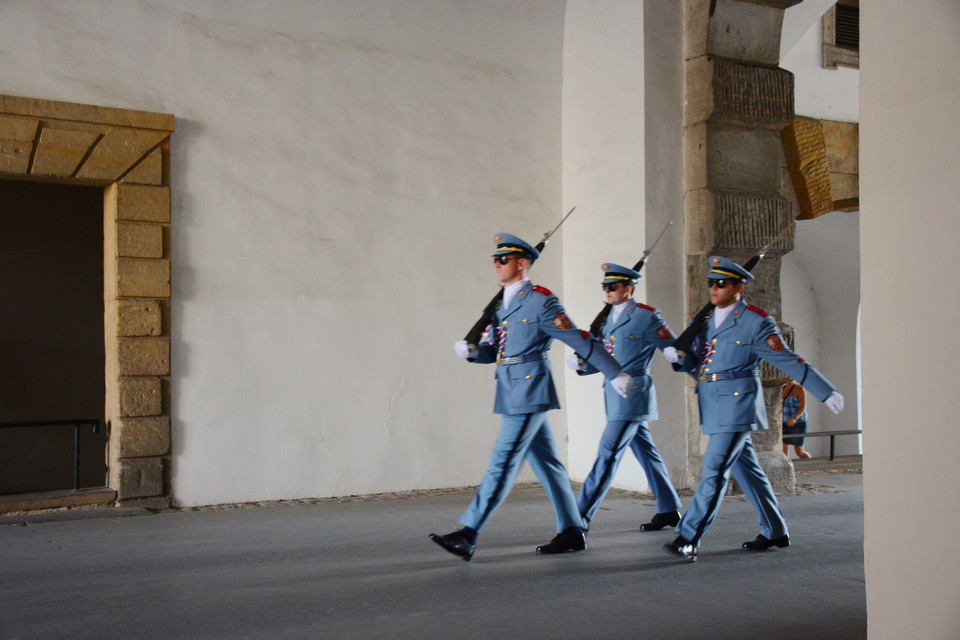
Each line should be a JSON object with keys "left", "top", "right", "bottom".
{"left": 531, "top": 285, "right": 552, "bottom": 296}
{"left": 635, "top": 302, "right": 655, "bottom": 312}
{"left": 746, "top": 304, "right": 768, "bottom": 317}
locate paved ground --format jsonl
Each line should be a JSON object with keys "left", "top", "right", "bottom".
{"left": 0, "top": 470, "right": 865, "bottom": 640}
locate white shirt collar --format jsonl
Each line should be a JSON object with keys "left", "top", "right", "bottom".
{"left": 502, "top": 278, "right": 529, "bottom": 310}
{"left": 610, "top": 299, "right": 630, "bottom": 324}
{"left": 712, "top": 302, "right": 737, "bottom": 329}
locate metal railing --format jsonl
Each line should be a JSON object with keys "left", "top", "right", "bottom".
{"left": 0, "top": 419, "right": 102, "bottom": 491}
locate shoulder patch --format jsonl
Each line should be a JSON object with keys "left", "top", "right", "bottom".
{"left": 531, "top": 285, "right": 552, "bottom": 296}
{"left": 636, "top": 303, "right": 655, "bottom": 312}
{"left": 746, "top": 304, "right": 768, "bottom": 317}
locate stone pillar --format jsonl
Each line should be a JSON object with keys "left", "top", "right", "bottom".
{"left": 105, "top": 183, "right": 171, "bottom": 507}
{"left": 683, "top": 0, "right": 801, "bottom": 491}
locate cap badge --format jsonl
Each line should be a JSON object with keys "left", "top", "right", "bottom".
{"left": 713, "top": 257, "right": 721, "bottom": 267}
{"left": 495, "top": 234, "right": 502, "bottom": 244}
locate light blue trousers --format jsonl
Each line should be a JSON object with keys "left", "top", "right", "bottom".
{"left": 577, "top": 420, "right": 682, "bottom": 525}
{"left": 677, "top": 431, "right": 787, "bottom": 544}
{"left": 460, "top": 412, "right": 583, "bottom": 534}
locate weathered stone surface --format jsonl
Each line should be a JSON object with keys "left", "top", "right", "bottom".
{"left": 707, "top": 126, "right": 783, "bottom": 192}
{"left": 117, "top": 222, "right": 164, "bottom": 259}
{"left": 118, "top": 417, "right": 171, "bottom": 458}
{"left": 0, "top": 94, "right": 173, "bottom": 132}
{"left": 684, "top": 56, "right": 714, "bottom": 126}
{"left": 117, "top": 258, "right": 170, "bottom": 298}
{"left": 712, "top": 60, "right": 794, "bottom": 129}
{"left": 823, "top": 120, "right": 858, "bottom": 174}
{"left": 118, "top": 457, "right": 164, "bottom": 499}
{"left": 782, "top": 119, "right": 832, "bottom": 220}
{"left": 76, "top": 127, "right": 169, "bottom": 182}
{"left": 831, "top": 173, "right": 859, "bottom": 205}
{"left": 32, "top": 127, "right": 100, "bottom": 177}
{"left": 116, "top": 299, "right": 163, "bottom": 336}
{"left": 122, "top": 147, "right": 164, "bottom": 185}
{"left": 708, "top": 0, "right": 785, "bottom": 66}
{"left": 116, "top": 184, "right": 170, "bottom": 222}
{"left": 0, "top": 139, "right": 32, "bottom": 174}
{"left": 118, "top": 337, "right": 170, "bottom": 376}
{"left": 683, "top": 0, "right": 710, "bottom": 61}
{"left": 685, "top": 122, "right": 708, "bottom": 191}
{"left": 0, "top": 114, "right": 39, "bottom": 140}
{"left": 711, "top": 190, "right": 794, "bottom": 257}
{"left": 119, "top": 377, "right": 163, "bottom": 417}
{"left": 683, "top": 188, "right": 716, "bottom": 256}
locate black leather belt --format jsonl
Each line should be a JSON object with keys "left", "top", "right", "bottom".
{"left": 499, "top": 352, "right": 549, "bottom": 366}
{"left": 698, "top": 368, "right": 759, "bottom": 382}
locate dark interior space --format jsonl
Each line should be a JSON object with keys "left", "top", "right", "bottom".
{"left": 0, "top": 179, "right": 107, "bottom": 494}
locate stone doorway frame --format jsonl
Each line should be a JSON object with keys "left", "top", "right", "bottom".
{"left": 0, "top": 94, "right": 174, "bottom": 509}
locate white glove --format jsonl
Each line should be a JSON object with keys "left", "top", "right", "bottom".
{"left": 566, "top": 353, "right": 587, "bottom": 372}
{"left": 662, "top": 346, "right": 680, "bottom": 364}
{"left": 453, "top": 340, "right": 477, "bottom": 359}
{"left": 610, "top": 372, "right": 634, "bottom": 399}
{"left": 825, "top": 391, "right": 844, "bottom": 415}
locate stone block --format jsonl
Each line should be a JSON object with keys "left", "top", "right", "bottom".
{"left": 683, "top": 188, "right": 715, "bottom": 256}
{"left": 122, "top": 147, "right": 164, "bottom": 185}
{"left": 707, "top": 125, "right": 783, "bottom": 192}
{"left": 782, "top": 119, "right": 832, "bottom": 220}
{"left": 684, "top": 122, "right": 708, "bottom": 191}
{"left": 684, "top": 56, "right": 714, "bottom": 127}
{"left": 118, "top": 337, "right": 170, "bottom": 376}
{"left": 823, "top": 120, "right": 858, "bottom": 175}
{"left": 117, "top": 258, "right": 170, "bottom": 298}
{"left": 118, "top": 457, "right": 164, "bottom": 499}
{"left": 119, "top": 377, "right": 163, "bottom": 417}
{"left": 708, "top": 0, "right": 785, "bottom": 66}
{"left": 831, "top": 173, "right": 859, "bottom": 206}
{"left": 116, "top": 300, "right": 163, "bottom": 336}
{"left": 0, "top": 114, "right": 39, "bottom": 141}
{"left": 712, "top": 60, "right": 794, "bottom": 129}
{"left": 75, "top": 127, "right": 169, "bottom": 183}
{"left": 683, "top": 0, "right": 710, "bottom": 61}
{"left": 115, "top": 184, "right": 170, "bottom": 222}
{"left": 117, "top": 417, "right": 170, "bottom": 458}
{"left": 0, "top": 139, "right": 32, "bottom": 174}
{"left": 117, "top": 222, "right": 164, "bottom": 259}
{"left": 711, "top": 190, "right": 794, "bottom": 258}
{"left": 0, "top": 94, "right": 174, "bottom": 131}
{"left": 32, "top": 127, "right": 100, "bottom": 177}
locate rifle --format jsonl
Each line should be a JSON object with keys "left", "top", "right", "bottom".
{"left": 588, "top": 220, "right": 674, "bottom": 337}
{"left": 672, "top": 222, "right": 795, "bottom": 359}
{"left": 463, "top": 206, "right": 577, "bottom": 350}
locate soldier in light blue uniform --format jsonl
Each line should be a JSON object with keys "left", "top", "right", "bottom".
{"left": 663, "top": 256, "right": 845, "bottom": 561}
{"left": 567, "top": 263, "right": 683, "bottom": 532}
{"left": 429, "top": 233, "right": 633, "bottom": 561}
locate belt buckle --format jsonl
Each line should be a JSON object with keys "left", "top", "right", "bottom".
{"left": 698, "top": 375, "right": 706, "bottom": 382}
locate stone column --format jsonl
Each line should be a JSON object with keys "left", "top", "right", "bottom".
{"left": 683, "top": 0, "right": 801, "bottom": 491}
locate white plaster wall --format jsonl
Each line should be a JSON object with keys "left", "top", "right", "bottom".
{"left": 861, "top": 2, "right": 960, "bottom": 636}
{"left": 561, "top": 0, "right": 650, "bottom": 491}
{"left": 0, "top": 0, "right": 568, "bottom": 505}
{"left": 780, "top": 2, "right": 859, "bottom": 123}
{"left": 780, "top": 215, "right": 860, "bottom": 456}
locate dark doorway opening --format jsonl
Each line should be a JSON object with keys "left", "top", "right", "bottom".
{"left": 0, "top": 180, "right": 107, "bottom": 494}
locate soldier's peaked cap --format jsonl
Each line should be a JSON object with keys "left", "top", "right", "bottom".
{"left": 492, "top": 233, "right": 540, "bottom": 261}
{"left": 601, "top": 262, "right": 641, "bottom": 284}
{"left": 707, "top": 256, "right": 753, "bottom": 281}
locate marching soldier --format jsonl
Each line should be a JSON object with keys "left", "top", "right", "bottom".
{"left": 662, "top": 256, "right": 844, "bottom": 561}
{"left": 429, "top": 233, "right": 633, "bottom": 561}
{"left": 567, "top": 263, "right": 683, "bottom": 532}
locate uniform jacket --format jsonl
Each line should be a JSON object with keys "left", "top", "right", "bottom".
{"left": 473, "top": 281, "right": 622, "bottom": 415}
{"left": 580, "top": 301, "right": 675, "bottom": 422}
{"left": 675, "top": 299, "right": 835, "bottom": 435}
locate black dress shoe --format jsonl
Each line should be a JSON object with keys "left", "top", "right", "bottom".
{"left": 742, "top": 534, "right": 790, "bottom": 551}
{"left": 536, "top": 528, "right": 586, "bottom": 555}
{"left": 640, "top": 510, "right": 681, "bottom": 532}
{"left": 664, "top": 535, "right": 698, "bottom": 561}
{"left": 428, "top": 530, "right": 476, "bottom": 561}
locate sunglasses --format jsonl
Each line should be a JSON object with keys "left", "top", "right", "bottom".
{"left": 707, "top": 279, "right": 738, "bottom": 289}
{"left": 601, "top": 282, "right": 625, "bottom": 292}
{"left": 493, "top": 254, "right": 521, "bottom": 265}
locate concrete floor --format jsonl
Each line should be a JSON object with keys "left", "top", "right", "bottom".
{"left": 0, "top": 469, "right": 865, "bottom": 640}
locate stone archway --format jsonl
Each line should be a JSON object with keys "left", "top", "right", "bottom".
{"left": 0, "top": 94, "right": 173, "bottom": 509}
